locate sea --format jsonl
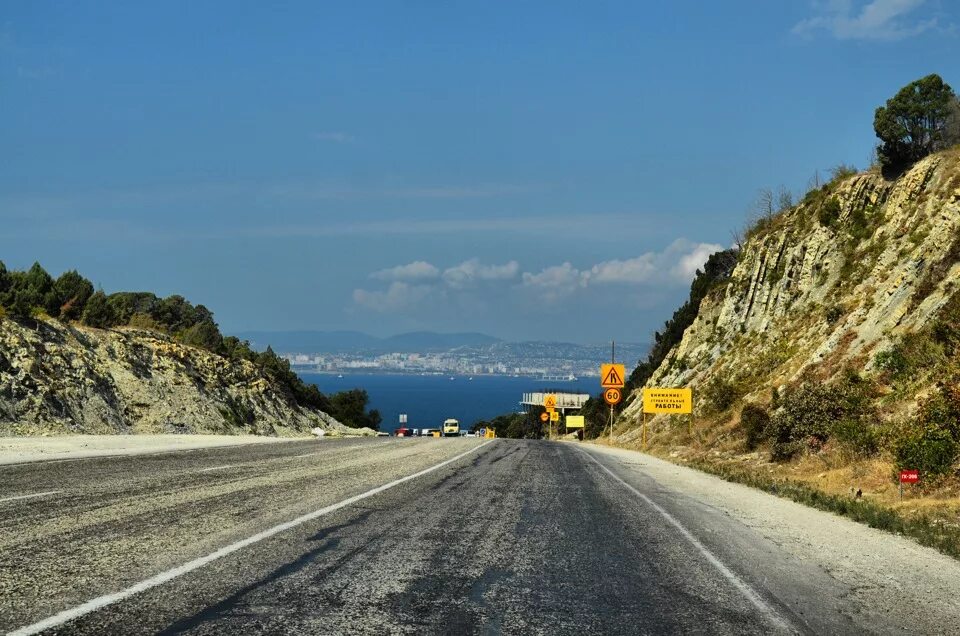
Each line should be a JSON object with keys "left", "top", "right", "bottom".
{"left": 299, "top": 373, "right": 601, "bottom": 432}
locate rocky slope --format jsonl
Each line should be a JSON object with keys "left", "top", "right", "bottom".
{"left": 0, "top": 318, "right": 361, "bottom": 436}
{"left": 620, "top": 149, "right": 960, "bottom": 429}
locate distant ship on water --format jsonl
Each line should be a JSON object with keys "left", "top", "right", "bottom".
{"left": 539, "top": 373, "right": 578, "bottom": 382}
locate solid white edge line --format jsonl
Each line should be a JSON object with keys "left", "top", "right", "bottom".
{"left": 0, "top": 491, "right": 62, "bottom": 504}
{"left": 577, "top": 448, "right": 795, "bottom": 634}
{"left": 8, "top": 440, "right": 494, "bottom": 636}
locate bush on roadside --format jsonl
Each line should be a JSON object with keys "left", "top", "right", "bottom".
{"left": 892, "top": 384, "right": 960, "bottom": 479}
{"left": 740, "top": 403, "right": 771, "bottom": 450}
{"left": 769, "top": 373, "right": 877, "bottom": 461}
{"left": 703, "top": 376, "right": 742, "bottom": 414}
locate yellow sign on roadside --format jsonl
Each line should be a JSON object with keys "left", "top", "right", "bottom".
{"left": 643, "top": 388, "right": 693, "bottom": 414}
{"left": 550, "top": 410, "right": 559, "bottom": 422}
{"left": 565, "top": 415, "right": 585, "bottom": 429}
{"left": 540, "top": 412, "right": 549, "bottom": 422}
{"left": 544, "top": 394, "right": 558, "bottom": 409}
{"left": 600, "top": 364, "right": 625, "bottom": 388}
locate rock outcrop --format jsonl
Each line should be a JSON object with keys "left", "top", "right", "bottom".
{"left": 0, "top": 319, "right": 361, "bottom": 436}
{"left": 621, "top": 150, "right": 960, "bottom": 426}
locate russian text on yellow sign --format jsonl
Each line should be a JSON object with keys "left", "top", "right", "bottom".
{"left": 550, "top": 411, "right": 560, "bottom": 422}
{"left": 565, "top": 415, "right": 585, "bottom": 429}
{"left": 600, "top": 364, "right": 625, "bottom": 388}
{"left": 642, "top": 388, "right": 693, "bottom": 414}
{"left": 544, "top": 394, "right": 558, "bottom": 408}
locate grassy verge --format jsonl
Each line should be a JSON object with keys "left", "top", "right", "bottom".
{"left": 680, "top": 454, "right": 960, "bottom": 560}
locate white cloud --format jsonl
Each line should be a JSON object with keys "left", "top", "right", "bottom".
{"left": 442, "top": 259, "right": 520, "bottom": 289}
{"left": 793, "top": 0, "right": 936, "bottom": 40}
{"left": 371, "top": 261, "right": 440, "bottom": 282}
{"left": 351, "top": 282, "right": 432, "bottom": 313}
{"left": 312, "top": 131, "right": 354, "bottom": 143}
{"left": 521, "top": 262, "right": 585, "bottom": 291}
{"left": 521, "top": 239, "right": 724, "bottom": 298}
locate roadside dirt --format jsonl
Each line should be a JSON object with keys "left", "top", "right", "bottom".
{"left": 0, "top": 434, "right": 303, "bottom": 465}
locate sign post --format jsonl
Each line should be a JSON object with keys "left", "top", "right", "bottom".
{"left": 600, "top": 343, "right": 625, "bottom": 444}
{"left": 899, "top": 469, "right": 919, "bottom": 501}
{"left": 642, "top": 388, "right": 694, "bottom": 449}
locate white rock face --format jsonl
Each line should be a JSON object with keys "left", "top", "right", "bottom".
{"left": 621, "top": 152, "right": 960, "bottom": 425}
{"left": 0, "top": 320, "right": 358, "bottom": 436}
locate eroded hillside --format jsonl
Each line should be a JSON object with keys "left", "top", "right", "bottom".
{"left": 622, "top": 152, "right": 959, "bottom": 423}
{"left": 0, "top": 319, "right": 356, "bottom": 436}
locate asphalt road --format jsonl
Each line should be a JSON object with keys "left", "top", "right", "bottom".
{"left": 0, "top": 438, "right": 879, "bottom": 634}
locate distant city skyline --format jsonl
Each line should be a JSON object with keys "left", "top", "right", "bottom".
{"left": 3, "top": 2, "right": 957, "bottom": 342}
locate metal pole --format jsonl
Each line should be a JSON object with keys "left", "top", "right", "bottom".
{"left": 609, "top": 340, "right": 615, "bottom": 444}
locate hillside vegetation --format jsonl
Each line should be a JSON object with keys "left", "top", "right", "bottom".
{"left": 0, "top": 263, "right": 381, "bottom": 435}
{"left": 602, "top": 75, "right": 960, "bottom": 554}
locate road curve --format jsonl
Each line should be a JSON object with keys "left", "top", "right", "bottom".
{"left": 0, "top": 438, "right": 924, "bottom": 634}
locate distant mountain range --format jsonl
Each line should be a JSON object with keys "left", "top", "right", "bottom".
{"left": 231, "top": 330, "right": 502, "bottom": 354}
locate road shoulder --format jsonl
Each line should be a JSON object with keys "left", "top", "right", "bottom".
{"left": 583, "top": 443, "right": 960, "bottom": 634}
{"left": 0, "top": 434, "right": 305, "bottom": 465}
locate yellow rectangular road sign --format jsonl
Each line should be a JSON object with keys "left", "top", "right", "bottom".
{"left": 643, "top": 388, "right": 692, "bottom": 414}
{"left": 565, "top": 415, "right": 585, "bottom": 429}
{"left": 550, "top": 410, "right": 559, "bottom": 422}
{"left": 600, "top": 364, "right": 625, "bottom": 388}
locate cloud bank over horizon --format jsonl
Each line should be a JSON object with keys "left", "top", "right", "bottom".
{"left": 352, "top": 239, "right": 725, "bottom": 313}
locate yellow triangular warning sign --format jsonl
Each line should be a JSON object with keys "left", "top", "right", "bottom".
{"left": 600, "top": 363, "right": 625, "bottom": 388}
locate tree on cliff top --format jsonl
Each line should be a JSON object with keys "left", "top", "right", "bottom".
{"left": 874, "top": 74, "right": 959, "bottom": 173}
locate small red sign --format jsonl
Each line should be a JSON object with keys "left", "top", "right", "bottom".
{"left": 900, "top": 470, "right": 919, "bottom": 483}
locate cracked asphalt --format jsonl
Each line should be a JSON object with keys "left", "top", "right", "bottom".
{"left": 2, "top": 438, "right": 954, "bottom": 634}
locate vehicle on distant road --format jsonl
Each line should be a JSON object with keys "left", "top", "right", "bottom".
{"left": 443, "top": 419, "right": 460, "bottom": 437}
{"left": 419, "top": 428, "right": 438, "bottom": 437}
{"left": 394, "top": 427, "right": 413, "bottom": 437}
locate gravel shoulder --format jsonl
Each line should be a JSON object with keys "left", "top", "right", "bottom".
{"left": 0, "top": 434, "right": 306, "bottom": 465}
{"left": 585, "top": 443, "right": 960, "bottom": 634}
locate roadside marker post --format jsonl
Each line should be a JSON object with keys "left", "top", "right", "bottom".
{"left": 899, "top": 469, "right": 919, "bottom": 501}
{"left": 599, "top": 342, "right": 625, "bottom": 444}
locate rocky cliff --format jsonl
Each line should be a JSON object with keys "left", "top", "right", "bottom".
{"left": 621, "top": 149, "right": 960, "bottom": 429}
{"left": 0, "top": 318, "right": 357, "bottom": 436}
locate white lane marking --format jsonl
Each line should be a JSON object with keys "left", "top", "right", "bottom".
{"left": 577, "top": 448, "right": 795, "bottom": 634}
{"left": 0, "top": 490, "right": 62, "bottom": 504}
{"left": 293, "top": 453, "right": 322, "bottom": 458}
{"left": 9, "top": 440, "right": 494, "bottom": 636}
{"left": 197, "top": 464, "right": 235, "bottom": 473}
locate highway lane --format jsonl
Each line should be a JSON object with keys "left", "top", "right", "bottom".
{"left": 1, "top": 438, "right": 882, "bottom": 634}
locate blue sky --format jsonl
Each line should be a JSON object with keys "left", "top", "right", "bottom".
{"left": 2, "top": 1, "right": 957, "bottom": 343}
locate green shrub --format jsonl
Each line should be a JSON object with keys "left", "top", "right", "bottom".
{"left": 704, "top": 376, "right": 742, "bottom": 413}
{"left": 832, "top": 417, "right": 879, "bottom": 457}
{"left": 740, "top": 404, "right": 771, "bottom": 450}
{"left": 818, "top": 197, "right": 841, "bottom": 227}
{"left": 894, "top": 428, "right": 959, "bottom": 478}
{"left": 825, "top": 305, "right": 845, "bottom": 324}
{"left": 769, "top": 374, "right": 877, "bottom": 461}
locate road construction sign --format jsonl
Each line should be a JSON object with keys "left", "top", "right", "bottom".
{"left": 544, "top": 394, "right": 558, "bottom": 409}
{"left": 600, "top": 364, "right": 625, "bottom": 388}
{"left": 643, "top": 388, "right": 692, "bottom": 414}
{"left": 603, "top": 388, "right": 622, "bottom": 405}
{"left": 565, "top": 415, "right": 585, "bottom": 429}
{"left": 550, "top": 410, "right": 559, "bottom": 422}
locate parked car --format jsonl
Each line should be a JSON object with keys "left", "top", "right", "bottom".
{"left": 395, "top": 427, "right": 414, "bottom": 437}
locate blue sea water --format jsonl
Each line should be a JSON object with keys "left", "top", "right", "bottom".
{"left": 299, "top": 373, "right": 601, "bottom": 432}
